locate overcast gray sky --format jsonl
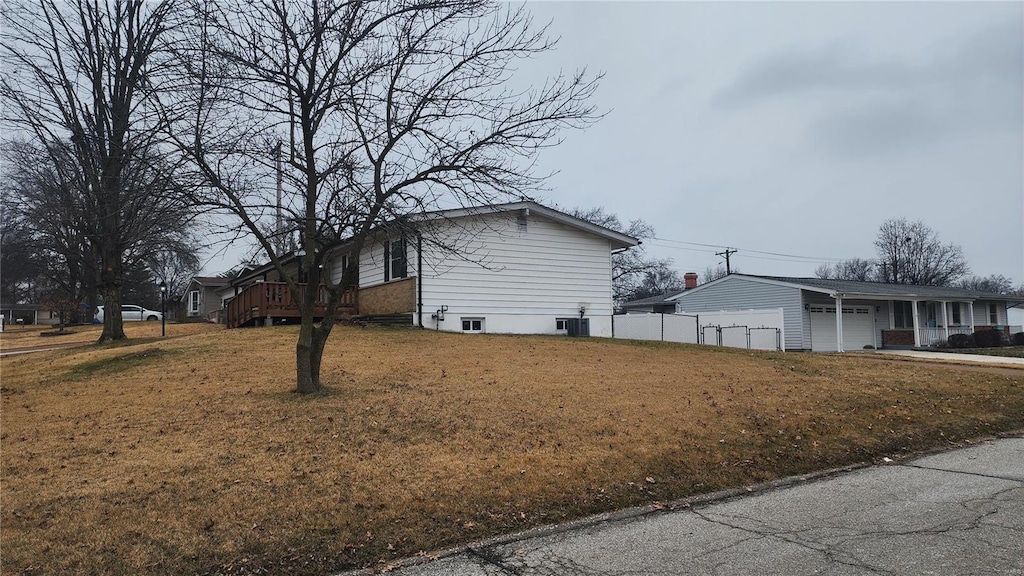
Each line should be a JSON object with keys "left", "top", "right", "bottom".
{"left": 519, "top": 1, "right": 1023, "bottom": 283}
{"left": 202, "top": 1, "right": 1023, "bottom": 284}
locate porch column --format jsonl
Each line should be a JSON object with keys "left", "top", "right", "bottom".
{"left": 835, "top": 294, "right": 844, "bottom": 353}
{"left": 967, "top": 301, "right": 975, "bottom": 333}
{"left": 911, "top": 299, "right": 921, "bottom": 347}
{"left": 940, "top": 300, "right": 949, "bottom": 341}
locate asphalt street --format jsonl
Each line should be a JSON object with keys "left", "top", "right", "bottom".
{"left": 361, "top": 436, "right": 1024, "bottom": 576}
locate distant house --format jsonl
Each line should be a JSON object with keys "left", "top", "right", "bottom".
{"left": 640, "top": 274, "right": 1023, "bottom": 352}
{"left": 0, "top": 303, "right": 58, "bottom": 326}
{"left": 181, "top": 276, "right": 231, "bottom": 321}
{"left": 222, "top": 201, "right": 639, "bottom": 336}
{"left": 619, "top": 272, "right": 699, "bottom": 314}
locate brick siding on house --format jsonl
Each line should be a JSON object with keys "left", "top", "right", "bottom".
{"left": 882, "top": 330, "right": 915, "bottom": 347}
{"left": 357, "top": 277, "right": 416, "bottom": 315}
{"left": 974, "top": 326, "right": 1010, "bottom": 337}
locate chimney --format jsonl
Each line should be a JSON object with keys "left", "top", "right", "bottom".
{"left": 684, "top": 272, "right": 698, "bottom": 290}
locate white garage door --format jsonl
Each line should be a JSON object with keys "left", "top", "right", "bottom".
{"left": 809, "top": 305, "right": 875, "bottom": 352}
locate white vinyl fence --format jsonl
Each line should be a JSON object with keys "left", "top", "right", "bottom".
{"left": 612, "top": 313, "right": 699, "bottom": 344}
{"left": 612, "top": 308, "right": 784, "bottom": 351}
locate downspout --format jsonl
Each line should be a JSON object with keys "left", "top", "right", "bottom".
{"left": 417, "top": 233, "right": 424, "bottom": 329}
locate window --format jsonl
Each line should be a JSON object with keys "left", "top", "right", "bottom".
{"left": 989, "top": 303, "right": 998, "bottom": 324}
{"left": 951, "top": 303, "right": 961, "bottom": 325}
{"left": 555, "top": 318, "right": 574, "bottom": 332}
{"left": 461, "top": 318, "right": 483, "bottom": 333}
{"left": 892, "top": 301, "right": 914, "bottom": 329}
{"left": 383, "top": 238, "right": 407, "bottom": 282}
{"left": 189, "top": 290, "right": 201, "bottom": 314}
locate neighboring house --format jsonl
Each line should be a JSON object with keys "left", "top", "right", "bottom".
{"left": 222, "top": 201, "right": 639, "bottom": 336}
{"left": 659, "top": 274, "right": 1024, "bottom": 352}
{"left": 1010, "top": 307, "right": 1024, "bottom": 333}
{"left": 0, "top": 303, "right": 57, "bottom": 326}
{"left": 620, "top": 273, "right": 698, "bottom": 314}
{"left": 181, "top": 277, "right": 231, "bottom": 321}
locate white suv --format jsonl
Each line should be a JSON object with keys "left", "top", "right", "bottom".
{"left": 94, "top": 305, "right": 163, "bottom": 322}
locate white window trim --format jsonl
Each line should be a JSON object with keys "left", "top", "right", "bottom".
{"left": 384, "top": 238, "right": 408, "bottom": 282}
{"left": 555, "top": 317, "right": 574, "bottom": 332}
{"left": 461, "top": 317, "right": 484, "bottom": 333}
{"left": 189, "top": 290, "right": 201, "bottom": 314}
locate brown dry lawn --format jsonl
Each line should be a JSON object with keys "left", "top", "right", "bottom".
{"left": 2, "top": 325, "right": 1023, "bottom": 575}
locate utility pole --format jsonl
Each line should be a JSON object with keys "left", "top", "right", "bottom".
{"left": 715, "top": 248, "right": 737, "bottom": 274}
{"left": 271, "top": 141, "right": 284, "bottom": 255}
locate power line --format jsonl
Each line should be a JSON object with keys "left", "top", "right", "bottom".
{"left": 651, "top": 236, "right": 851, "bottom": 263}
{"left": 647, "top": 239, "right": 839, "bottom": 264}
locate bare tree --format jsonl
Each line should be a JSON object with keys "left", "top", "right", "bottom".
{"left": 569, "top": 207, "right": 675, "bottom": 302}
{"left": 0, "top": 200, "right": 46, "bottom": 305}
{"left": 630, "top": 264, "right": 684, "bottom": 301}
{"left": 158, "top": 0, "right": 600, "bottom": 392}
{"left": 1, "top": 0, "right": 175, "bottom": 342}
{"left": 701, "top": 263, "right": 737, "bottom": 284}
{"left": 3, "top": 140, "right": 100, "bottom": 315}
{"left": 2, "top": 138, "right": 199, "bottom": 323}
{"left": 148, "top": 249, "right": 201, "bottom": 301}
{"left": 814, "top": 258, "right": 876, "bottom": 281}
{"left": 957, "top": 274, "right": 1015, "bottom": 294}
{"left": 874, "top": 218, "right": 969, "bottom": 286}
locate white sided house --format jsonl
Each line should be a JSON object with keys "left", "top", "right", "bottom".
{"left": 665, "top": 274, "right": 1024, "bottom": 352}
{"left": 329, "top": 202, "right": 638, "bottom": 336}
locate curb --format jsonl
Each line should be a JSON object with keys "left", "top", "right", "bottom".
{"left": 336, "top": 429, "right": 1024, "bottom": 575}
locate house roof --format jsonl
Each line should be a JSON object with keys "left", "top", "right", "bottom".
{"left": 668, "top": 274, "right": 1024, "bottom": 304}
{"left": 1, "top": 303, "right": 42, "bottom": 310}
{"left": 411, "top": 201, "right": 640, "bottom": 250}
{"left": 181, "top": 275, "right": 243, "bottom": 302}
{"left": 225, "top": 202, "right": 641, "bottom": 290}
{"left": 191, "top": 276, "right": 231, "bottom": 287}
{"left": 210, "top": 257, "right": 300, "bottom": 292}
{"left": 621, "top": 289, "right": 687, "bottom": 308}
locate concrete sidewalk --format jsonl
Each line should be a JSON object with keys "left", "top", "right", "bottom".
{"left": 365, "top": 437, "right": 1024, "bottom": 576}
{"left": 871, "top": 349, "right": 1024, "bottom": 366}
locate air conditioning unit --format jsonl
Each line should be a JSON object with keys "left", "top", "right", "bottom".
{"left": 566, "top": 318, "right": 590, "bottom": 337}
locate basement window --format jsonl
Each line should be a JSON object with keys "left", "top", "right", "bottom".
{"left": 555, "top": 318, "right": 574, "bottom": 332}
{"left": 461, "top": 318, "right": 484, "bottom": 333}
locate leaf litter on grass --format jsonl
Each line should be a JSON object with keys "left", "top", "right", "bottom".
{"left": 2, "top": 325, "right": 1022, "bottom": 575}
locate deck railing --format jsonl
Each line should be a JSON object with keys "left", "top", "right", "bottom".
{"left": 224, "top": 281, "right": 357, "bottom": 328}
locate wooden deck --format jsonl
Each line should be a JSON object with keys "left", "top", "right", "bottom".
{"left": 224, "top": 282, "right": 357, "bottom": 328}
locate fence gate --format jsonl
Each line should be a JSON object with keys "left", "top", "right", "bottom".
{"left": 613, "top": 310, "right": 784, "bottom": 351}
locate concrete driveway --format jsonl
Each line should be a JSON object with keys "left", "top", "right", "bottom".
{"left": 871, "top": 349, "right": 1024, "bottom": 366}
{"left": 361, "top": 436, "right": 1024, "bottom": 576}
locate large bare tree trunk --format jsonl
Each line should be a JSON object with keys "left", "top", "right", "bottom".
{"left": 295, "top": 326, "right": 320, "bottom": 394}
{"left": 294, "top": 283, "right": 321, "bottom": 393}
{"left": 98, "top": 251, "right": 126, "bottom": 342}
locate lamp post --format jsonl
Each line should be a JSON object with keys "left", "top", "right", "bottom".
{"left": 159, "top": 281, "right": 167, "bottom": 337}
